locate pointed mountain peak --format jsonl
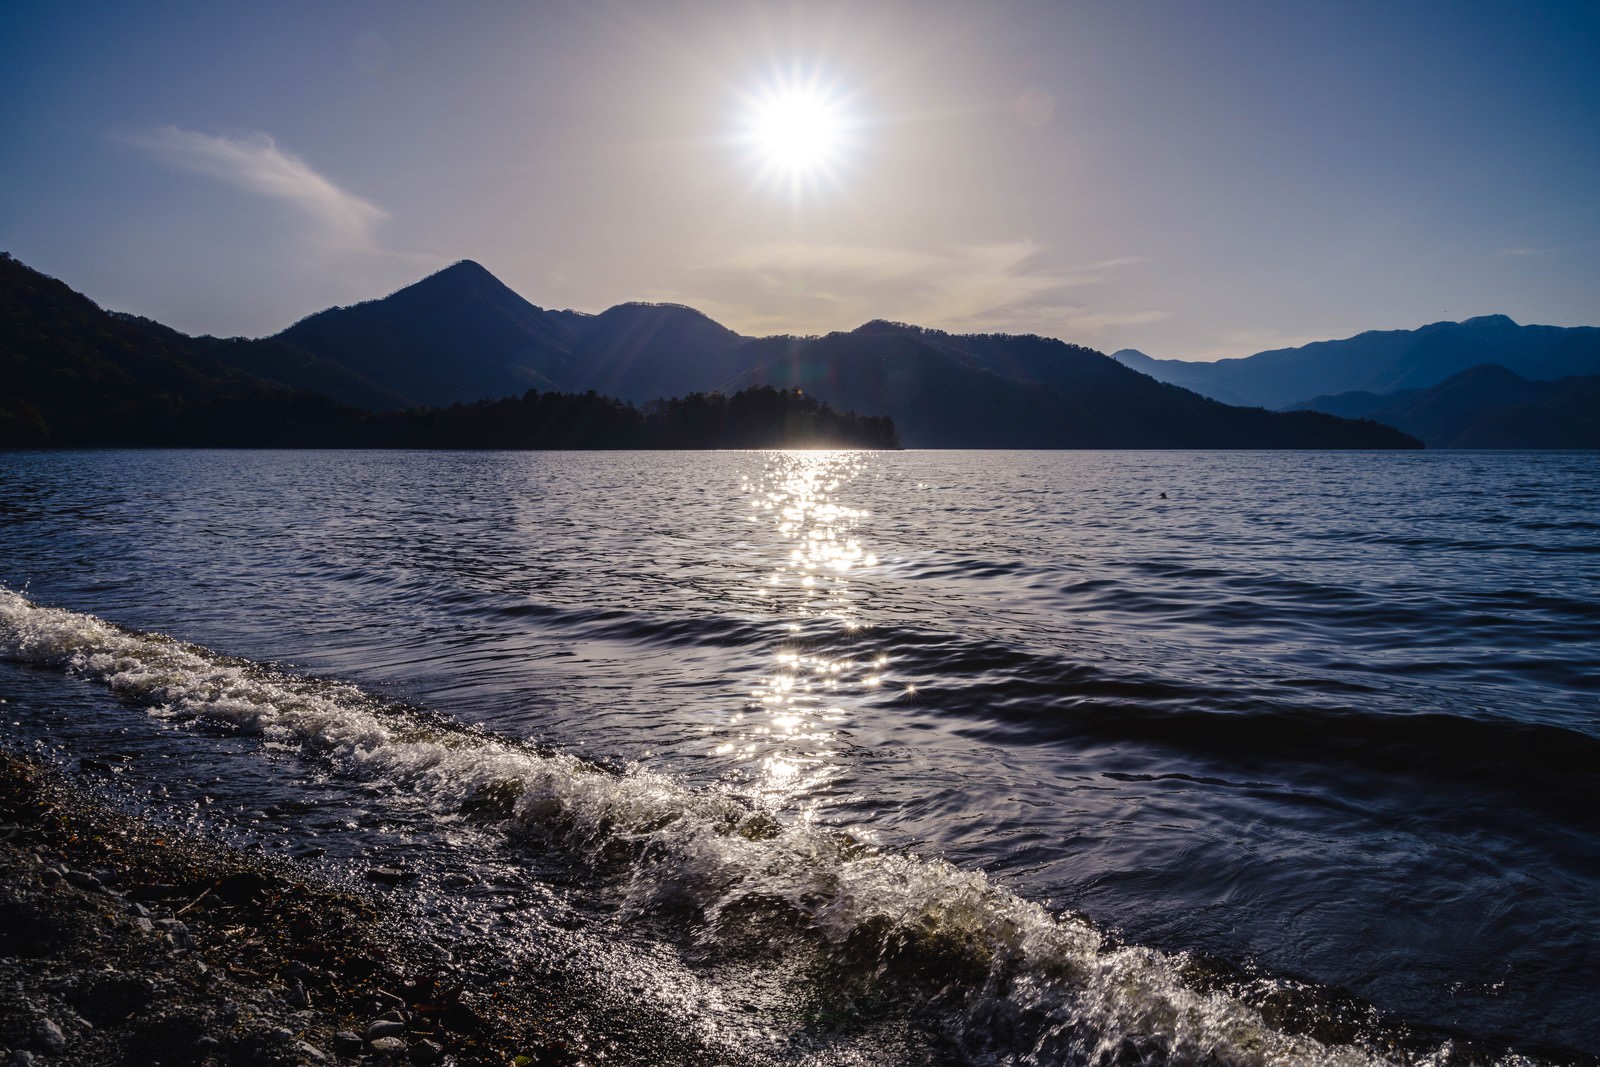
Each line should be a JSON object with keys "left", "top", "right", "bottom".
{"left": 430, "top": 258, "right": 493, "bottom": 279}
{"left": 411, "top": 258, "right": 507, "bottom": 292}
{"left": 382, "top": 258, "right": 542, "bottom": 312}
{"left": 1461, "top": 314, "right": 1518, "bottom": 329}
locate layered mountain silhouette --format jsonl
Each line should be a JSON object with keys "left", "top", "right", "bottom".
{"left": 723, "top": 322, "right": 1409, "bottom": 448}
{"left": 1113, "top": 315, "right": 1600, "bottom": 411}
{"left": 275, "top": 260, "right": 586, "bottom": 407}
{"left": 274, "top": 260, "right": 752, "bottom": 408}
{"left": 1292, "top": 364, "right": 1600, "bottom": 449}
{"left": 262, "top": 260, "right": 1415, "bottom": 449}
{"left": 0, "top": 254, "right": 890, "bottom": 449}
{"left": 3, "top": 252, "right": 1420, "bottom": 449}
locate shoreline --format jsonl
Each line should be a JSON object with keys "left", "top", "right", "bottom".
{"left": 0, "top": 751, "right": 748, "bottom": 1067}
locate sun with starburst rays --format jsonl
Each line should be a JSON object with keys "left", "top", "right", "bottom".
{"left": 735, "top": 68, "right": 861, "bottom": 199}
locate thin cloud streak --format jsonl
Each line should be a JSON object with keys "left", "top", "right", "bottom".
{"left": 678, "top": 240, "right": 1160, "bottom": 344}
{"left": 120, "top": 127, "right": 388, "bottom": 248}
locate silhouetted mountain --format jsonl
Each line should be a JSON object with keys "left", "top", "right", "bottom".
{"left": 728, "top": 321, "right": 1417, "bottom": 448}
{"left": 1293, "top": 364, "right": 1600, "bottom": 448}
{"left": 265, "top": 261, "right": 1422, "bottom": 447}
{"left": 1113, "top": 317, "right": 1600, "bottom": 409}
{"left": 0, "top": 252, "right": 295, "bottom": 445}
{"left": 274, "top": 263, "right": 751, "bottom": 408}
{"left": 567, "top": 301, "right": 745, "bottom": 401}
{"left": 102, "top": 311, "right": 409, "bottom": 411}
{"left": 274, "top": 260, "right": 581, "bottom": 408}
{"left": 5, "top": 253, "right": 1419, "bottom": 450}
{"left": 1109, "top": 349, "right": 1258, "bottom": 407}
{"left": 0, "top": 254, "right": 895, "bottom": 449}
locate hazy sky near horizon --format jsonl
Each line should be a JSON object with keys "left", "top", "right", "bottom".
{"left": 2, "top": 1, "right": 1597, "bottom": 360}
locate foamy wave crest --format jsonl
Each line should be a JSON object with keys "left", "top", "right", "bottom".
{"left": 2, "top": 589, "right": 1403, "bottom": 1065}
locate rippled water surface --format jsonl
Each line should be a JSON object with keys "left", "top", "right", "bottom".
{"left": 2, "top": 449, "right": 1597, "bottom": 1065}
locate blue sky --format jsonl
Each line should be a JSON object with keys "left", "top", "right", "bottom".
{"left": 2, "top": 1, "right": 1596, "bottom": 359}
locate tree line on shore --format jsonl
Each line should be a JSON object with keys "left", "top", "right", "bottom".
{"left": 2, "top": 384, "right": 898, "bottom": 450}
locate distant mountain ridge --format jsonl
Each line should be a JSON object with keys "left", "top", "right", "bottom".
{"left": 1113, "top": 316, "right": 1600, "bottom": 410}
{"left": 2, "top": 252, "right": 1418, "bottom": 449}
{"left": 1292, "top": 364, "right": 1600, "bottom": 448}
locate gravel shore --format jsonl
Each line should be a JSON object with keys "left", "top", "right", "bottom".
{"left": 0, "top": 752, "right": 744, "bottom": 1067}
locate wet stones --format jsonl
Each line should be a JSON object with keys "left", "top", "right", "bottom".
{"left": 365, "top": 866, "right": 413, "bottom": 886}
{"left": 30, "top": 1018, "right": 66, "bottom": 1056}
{"left": 61, "top": 869, "right": 102, "bottom": 892}
{"left": 332, "top": 1030, "right": 365, "bottom": 1056}
{"left": 368, "top": 1035, "right": 408, "bottom": 1057}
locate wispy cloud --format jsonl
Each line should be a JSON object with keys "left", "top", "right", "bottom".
{"left": 666, "top": 240, "right": 1161, "bottom": 343}
{"left": 119, "top": 126, "right": 387, "bottom": 248}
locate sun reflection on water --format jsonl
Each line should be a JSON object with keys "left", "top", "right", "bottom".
{"left": 709, "top": 451, "right": 898, "bottom": 816}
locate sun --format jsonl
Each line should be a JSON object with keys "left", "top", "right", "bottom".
{"left": 736, "top": 73, "right": 857, "bottom": 197}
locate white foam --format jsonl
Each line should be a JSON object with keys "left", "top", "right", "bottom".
{"left": 1, "top": 588, "right": 1405, "bottom": 1065}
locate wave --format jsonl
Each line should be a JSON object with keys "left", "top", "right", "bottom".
{"left": 0, "top": 586, "right": 1431, "bottom": 1066}
{"left": 405, "top": 591, "right": 1600, "bottom": 837}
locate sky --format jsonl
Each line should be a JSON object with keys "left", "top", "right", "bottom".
{"left": 2, "top": 1, "right": 1597, "bottom": 361}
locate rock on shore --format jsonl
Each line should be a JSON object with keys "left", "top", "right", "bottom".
{"left": 0, "top": 752, "right": 739, "bottom": 1067}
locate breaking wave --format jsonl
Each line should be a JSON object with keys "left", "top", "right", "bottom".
{"left": 0, "top": 586, "right": 1484, "bottom": 1065}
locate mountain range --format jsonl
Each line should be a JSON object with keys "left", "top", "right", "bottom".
{"left": 1112, "top": 315, "right": 1600, "bottom": 411}
{"left": 1290, "top": 364, "right": 1600, "bottom": 448}
{"left": 5, "top": 251, "right": 1423, "bottom": 449}
{"left": 265, "top": 260, "right": 1414, "bottom": 448}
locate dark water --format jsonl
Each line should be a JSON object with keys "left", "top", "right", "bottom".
{"left": 2, "top": 449, "right": 1597, "bottom": 1065}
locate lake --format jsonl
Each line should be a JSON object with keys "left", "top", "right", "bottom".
{"left": 2, "top": 448, "right": 1596, "bottom": 1065}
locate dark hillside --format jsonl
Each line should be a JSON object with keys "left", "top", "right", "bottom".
{"left": 735, "top": 322, "right": 1418, "bottom": 448}
{"left": 567, "top": 302, "right": 745, "bottom": 401}
{"left": 0, "top": 254, "right": 284, "bottom": 446}
{"left": 275, "top": 260, "right": 581, "bottom": 407}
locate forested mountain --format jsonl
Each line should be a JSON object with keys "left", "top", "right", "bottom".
{"left": 727, "top": 321, "right": 1417, "bottom": 448}
{"left": 0, "top": 252, "right": 290, "bottom": 445}
{"left": 1113, "top": 315, "right": 1600, "bottom": 410}
{"left": 266, "top": 265, "right": 1417, "bottom": 448}
{"left": 1292, "top": 364, "right": 1600, "bottom": 449}
{"left": 274, "top": 262, "right": 750, "bottom": 407}
{"left": 565, "top": 301, "right": 746, "bottom": 401}
{"left": 4, "top": 252, "right": 1418, "bottom": 450}
{"left": 274, "top": 260, "right": 583, "bottom": 408}
{"left": 0, "top": 255, "right": 892, "bottom": 449}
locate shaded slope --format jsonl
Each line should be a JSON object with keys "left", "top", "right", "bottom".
{"left": 274, "top": 260, "right": 581, "bottom": 407}
{"left": 0, "top": 253, "right": 291, "bottom": 445}
{"left": 1295, "top": 364, "right": 1600, "bottom": 448}
{"left": 733, "top": 322, "right": 1417, "bottom": 448}
{"left": 567, "top": 302, "right": 745, "bottom": 401}
{"left": 104, "top": 311, "right": 409, "bottom": 411}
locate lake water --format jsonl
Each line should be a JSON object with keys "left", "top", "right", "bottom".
{"left": 2, "top": 449, "right": 1596, "bottom": 1065}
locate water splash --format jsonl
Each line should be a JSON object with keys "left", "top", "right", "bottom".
{"left": 0, "top": 586, "right": 1471, "bottom": 1065}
